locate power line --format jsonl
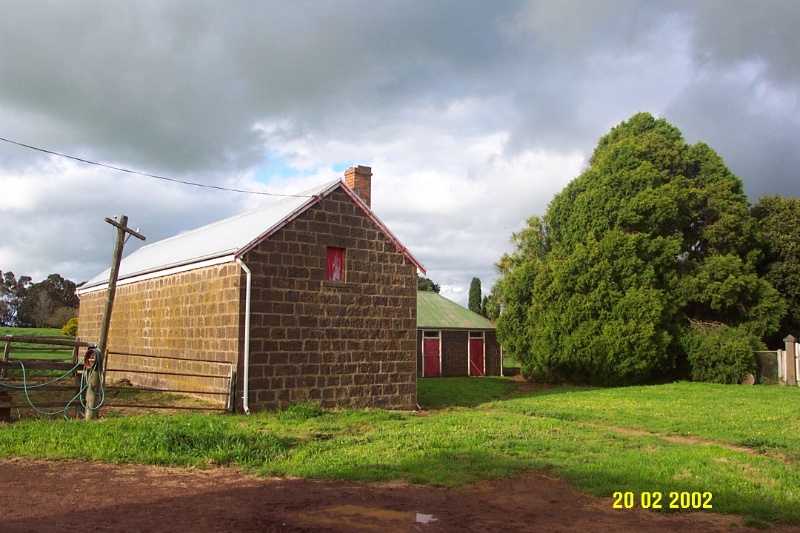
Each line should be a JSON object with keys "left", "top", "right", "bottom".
{"left": 0, "top": 135, "right": 313, "bottom": 198}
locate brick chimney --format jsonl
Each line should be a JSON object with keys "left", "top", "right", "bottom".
{"left": 344, "top": 165, "right": 372, "bottom": 208}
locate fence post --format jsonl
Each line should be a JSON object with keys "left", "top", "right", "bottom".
{"left": 784, "top": 335, "right": 797, "bottom": 386}
{"left": 1, "top": 338, "right": 9, "bottom": 378}
{"left": 226, "top": 368, "right": 237, "bottom": 413}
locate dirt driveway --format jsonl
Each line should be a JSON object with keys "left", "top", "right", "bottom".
{"left": 1, "top": 458, "right": 797, "bottom": 532}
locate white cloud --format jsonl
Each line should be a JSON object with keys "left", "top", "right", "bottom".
{"left": 0, "top": 1, "right": 798, "bottom": 308}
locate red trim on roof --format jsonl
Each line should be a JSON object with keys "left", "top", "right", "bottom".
{"left": 236, "top": 180, "right": 426, "bottom": 274}
{"left": 337, "top": 181, "right": 426, "bottom": 273}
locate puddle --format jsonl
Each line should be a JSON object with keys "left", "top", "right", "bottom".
{"left": 288, "top": 504, "right": 439, "bottom": 531}
{"left": 416, "top": 512, "right": 438, "bottom": 524}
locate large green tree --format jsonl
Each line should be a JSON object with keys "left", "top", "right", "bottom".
{"left": 0, "top": 271, "right": 32, "bottom": 326}
{"left": 16, "top": 274, "right": 79, "bottom": 328}
{"left": 468, "top": 277, "right": 482, "bottom": 315}
{"left": 481, "top": 289, "right": 501, "bottom": 320}
{"left": 496, "top": 113, "right": 784, "bottom": 385}
{"left": 752, "top": 195, "right": 800, "bottom": 344}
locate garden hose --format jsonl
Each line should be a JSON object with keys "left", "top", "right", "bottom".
{"left": 0, "top": 348, "right": 105, "bottom": 419}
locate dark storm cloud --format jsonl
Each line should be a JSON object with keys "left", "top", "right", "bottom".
{"left": 0, "top": 1, "right": 513, "bottom": 175}
{"left": 688, "top": 0, "right": 800, "bottom": 83}
{"left": 0, "top": 1, "right": 798, "bottom": 303}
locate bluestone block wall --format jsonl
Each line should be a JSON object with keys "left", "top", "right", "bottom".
{"left": 78, "top": 187, "right": 417, "bottom": 410}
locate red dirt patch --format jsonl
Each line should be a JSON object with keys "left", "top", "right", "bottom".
{"left": 1, "top": 458, "right": 797, "bottom": 532}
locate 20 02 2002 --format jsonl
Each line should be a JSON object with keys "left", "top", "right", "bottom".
{"left": 612, "top": 491, "right": 713, "bottom": 509}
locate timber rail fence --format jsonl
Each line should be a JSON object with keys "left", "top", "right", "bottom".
{"left": 104, "top": 350, "right": 236, "bottom": 412}
{"left": 0, "top": 335, "right": 235, "bottom": 419}
{"left": 0, "top": 335, "right": 93, "bottom": 419}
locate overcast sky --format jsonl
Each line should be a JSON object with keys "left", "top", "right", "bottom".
{"left": 1, "top": 1, "right": 798, "bottom": 307}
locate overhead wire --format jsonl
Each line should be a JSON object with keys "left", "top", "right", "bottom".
{"left": 0, "top": 135, "right": 314, "bottom": 198}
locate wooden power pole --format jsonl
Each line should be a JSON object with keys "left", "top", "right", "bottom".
{"left": 85, "top": 215, "right": 146, "bottom": 420}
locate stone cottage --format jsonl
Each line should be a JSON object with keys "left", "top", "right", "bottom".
{"left": 77, "top": 166, "right": 425, "bottom": 412}
{"left": 416, "top": 291, "right": 502, "bottom": 377}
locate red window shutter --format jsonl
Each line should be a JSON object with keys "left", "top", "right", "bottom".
{"left": 326, "top": 247, "right": 345, "bottom": 281}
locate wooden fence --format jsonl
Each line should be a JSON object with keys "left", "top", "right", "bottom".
{"left": 0, "top": 335, "right": 93, "bottom": 420}
{"left": 104, "top": 350, "right": 236, "bottom": 412}
{"left": 0, "top": 335, "right": 235, "bottom": 419}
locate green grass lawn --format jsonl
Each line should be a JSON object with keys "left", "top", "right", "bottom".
{"left": 494, "top": 382, "right": 800, "bottom": 461}
{"left": 0, "top": 327, "right": 64, "bottom": 337}
{"left": 1, "top": 326, "right": 75, "bottom": 360}
{"left": 1, "top": 379, "right": 799, "bottom": 525}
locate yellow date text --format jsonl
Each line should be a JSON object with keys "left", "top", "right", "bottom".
{"left": 612, "top": 491, "right": 713, "bottom": 510}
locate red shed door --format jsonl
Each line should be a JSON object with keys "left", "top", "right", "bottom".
{"left": 469, "top": 335, "right": 485, "bottom": 376}
{"left": 423, "top": 336, "right": 441, "bottom": 377}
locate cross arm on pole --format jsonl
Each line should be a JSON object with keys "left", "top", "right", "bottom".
{"left": 104, "top": 217, "right": 146, "bottom": 241}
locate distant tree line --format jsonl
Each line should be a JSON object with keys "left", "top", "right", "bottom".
{"left": 492, "top": 112, "right": 800, "bottom": 386}
{"left": 0, "top": 271, "right": 79, "bottom": 328}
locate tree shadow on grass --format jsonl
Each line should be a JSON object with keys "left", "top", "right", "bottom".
{"left": 504, "top": 385, "right": 596, "bottom": 399}
{"left": 417, "top": 377, "right": 518, "bottom": 410}
{"left": 418, "top": 377, "right": 597, "bottom": 411}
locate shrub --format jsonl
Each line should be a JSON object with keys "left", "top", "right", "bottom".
{"left": 61, "top": 316, "right": 78, "bottom": 336}
{"left": 682, "top": 323, "right": 761, "bottom": 384}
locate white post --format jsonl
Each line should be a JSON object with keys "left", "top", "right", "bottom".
{"left": 783, "top": 335, "right": 797, "bottom": 386}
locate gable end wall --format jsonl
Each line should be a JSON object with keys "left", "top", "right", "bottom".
{"left": 243, "top": 187, "right": 418, "bottom": 410}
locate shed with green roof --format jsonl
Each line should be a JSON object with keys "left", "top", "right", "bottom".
{"left": 416, "top": 291, "right": 502, "bottom": 377}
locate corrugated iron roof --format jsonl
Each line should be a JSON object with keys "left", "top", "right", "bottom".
{"left": 80, "top": 179, "right": 424, "bottom": 292}
{"left": 417, "top": 291, "right": 495, "bottom": 330}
